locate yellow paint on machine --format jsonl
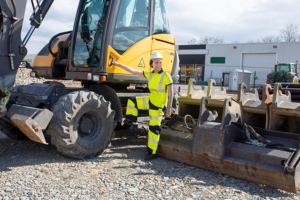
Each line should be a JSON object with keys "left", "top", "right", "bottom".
{"left": 138, "top": 58, "right": 145, "bottom": 68}
{"left": 32, "top": 34, "right": 69, "bottom": 68}
{"left": 106, "top": 34, "right": 176, "bottom": 75}
{"left": 151, "top": 34, "right": 176, "bottom": 75}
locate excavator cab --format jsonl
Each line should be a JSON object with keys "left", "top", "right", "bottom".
{"left": 32, "top": 0, "right": 179, "bottom": 86}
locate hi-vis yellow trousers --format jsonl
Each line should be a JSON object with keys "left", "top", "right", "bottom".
{"left": 125, "top": 96, "right": 164, "bottom": 154}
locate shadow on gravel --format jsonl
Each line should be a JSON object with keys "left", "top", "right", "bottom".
{"left": 0, "top": 137, "right": 78, "bottom": 172}
{"left": 0, "top": 128, "right": 148, "bottom": 172}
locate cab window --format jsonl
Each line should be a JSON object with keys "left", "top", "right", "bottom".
{"left": 72, "top": 0, "right": 109, "bottom": 67}
{"left": 153, "top": 0, "right": 170, "bottom": 35}
{"left": 112, "top": 0, "right": 149, "bottom": 54}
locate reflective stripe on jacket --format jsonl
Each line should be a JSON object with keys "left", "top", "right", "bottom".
{"left": 143, "top": 69, "right": 173, "bottom": 108}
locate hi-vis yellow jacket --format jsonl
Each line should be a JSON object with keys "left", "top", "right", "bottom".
{"left": 143, "top": 69, "right": 173, "bottom": 108}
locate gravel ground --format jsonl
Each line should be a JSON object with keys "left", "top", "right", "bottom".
{"left": 0, "top": 127, "right": 300, "bottom": 200}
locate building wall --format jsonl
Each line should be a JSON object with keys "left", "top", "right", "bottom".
{"left": 178, "top": 42, "right": 300, "bottom": 86}
{"left": 177, "top": 45, "right": 207, "bottom": 84}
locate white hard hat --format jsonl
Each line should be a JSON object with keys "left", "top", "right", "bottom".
{"left": 150, "top": 52, "right": 163, "bottom": 61}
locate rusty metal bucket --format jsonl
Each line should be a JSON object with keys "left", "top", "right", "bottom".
{"left": 159, "top": 81, "right": 300, "bottom": 193}
{"left": 237, "top": 83, "right": 273, "bottom": 129}
{"left": 269, "top": 83, "right": 300, "bottom": 133}
{"left": 177, "top": 79, "right": 232, "bottom": 120}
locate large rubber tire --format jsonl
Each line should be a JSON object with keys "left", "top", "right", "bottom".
{"left": 48, "top": 90, "right": 115, "bottom": 159}
{"left": 90, "top": 84, "right": 122, "bottom": 124}
{"left": 286, "top": 76, "right": 298, "bottom": 83}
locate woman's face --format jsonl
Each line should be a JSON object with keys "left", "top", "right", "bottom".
{"left": 152, "top": 58, "right": 162, "bottom": 72}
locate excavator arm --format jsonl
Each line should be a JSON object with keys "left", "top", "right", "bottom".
{"left": 0, "top": 0, "right": 54, "bottom": 116}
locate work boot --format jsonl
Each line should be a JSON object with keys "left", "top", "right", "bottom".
{"left": 122, "top": 119, "right": 138, "bottom": 130}
{"left": 144, "top": 154, "right": 157, "bottom": 161}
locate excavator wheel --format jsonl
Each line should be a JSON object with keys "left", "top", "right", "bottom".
{"left": 48, "top": 90, "right": 115, "bottom": 159}
{"left": 90, "top": 84, "right": 122, "bottom": 127}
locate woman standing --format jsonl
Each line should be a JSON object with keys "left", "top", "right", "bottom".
{"left": 112, "top": 52, "right": 174, "bottom": 160}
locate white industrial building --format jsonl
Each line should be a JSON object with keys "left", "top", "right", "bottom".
{"left": 177, "top": 42, "right": 300, "bottom": 87}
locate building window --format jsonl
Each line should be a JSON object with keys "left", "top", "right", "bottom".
{"left": 211, "top": 57, "right": 225, "bottom": 64}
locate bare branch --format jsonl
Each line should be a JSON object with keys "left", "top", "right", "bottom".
{"left": 187, "top": 38, "right": 199, "bottom": 44}
{"left": 279, "top": 24, "right": 300, "bottom": 42}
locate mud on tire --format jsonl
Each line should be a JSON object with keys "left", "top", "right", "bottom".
{"left": 48, "top": 90, "right": 115, "bottom": 159}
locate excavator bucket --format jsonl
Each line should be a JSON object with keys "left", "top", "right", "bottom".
{"left": 238, "top": 83, "right": 273, "bottom": 129}
{"left": 159, "top": 80, "right": 300, "bottom": 193}
{"left": 177, "top": 79, "right": 231, "bottom": 119}
{"left": 269, "top": 83, "right": 300, "bottom": 133}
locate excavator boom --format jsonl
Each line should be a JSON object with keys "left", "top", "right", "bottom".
{"left": 0, "top": 0, "right": 54, "bottom": 115}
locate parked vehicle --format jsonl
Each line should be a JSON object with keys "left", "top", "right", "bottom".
{"left": 266, "top": 62, "right": 298, "bottom": 83}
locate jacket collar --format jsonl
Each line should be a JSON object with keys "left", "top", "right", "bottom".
{"left": 151, "top": 69, "right": 164, "bottom": 74}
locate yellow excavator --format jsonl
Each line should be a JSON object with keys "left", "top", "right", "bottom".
{"left": 1, "top": 0, "right": 300, "bottom": 194}
{"left": 0, "top": 0, "right": 179, "bottom": 158}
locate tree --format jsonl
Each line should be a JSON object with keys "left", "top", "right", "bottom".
{"left": 279, "top": 23, "right": 300, "bottom": 42}
{"left": 187, "top": 24, "right": 300, "bottom": 44}
{"left": 199, "top": 36, "right": 224, "bottom": 44}
{"left": 187, "top": 36, "right": 224, "bottom": 44}
{"left": 247, "top": 40, "right": 256, "bottom": 43}
{"left": 257, "top": 35, "right": 281, "bottom": 43}
{"left": 187, "top": 38, "right": 198, "bottom": 44}
{"left": 231, "top": 40, "right": 240, "bottom": 44}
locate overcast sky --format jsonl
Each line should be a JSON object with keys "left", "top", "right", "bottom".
{"left": 22, "top": 0, "right": 300, "bottom": 54}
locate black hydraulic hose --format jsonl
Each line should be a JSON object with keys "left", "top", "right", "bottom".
{"left": 48, "top": 30, "right": 72, "bottom": 57}
{"left": 31, "top": 0, "right": 35, "bottom": 15}
{"left": 36, "top": 0, "right": 42, "bottom": 23}
{"left": 36, "top": 0, "right": 41, "bottom": 10}
{"left": 0, "top": 6, "right": 3, "bottom": 55}
{"left": 242, "top": 124, "right": 297, "bottom": 152}
{"left": 9, "top": 0, "right": 16, "bottom": 55}
{"left": 2, "top": 0, "right": 18, "bottom": 70}
{"left": 0, "top": 6, "right": 3, "bottom": 31}
{"left": 11, "top": 0, "right": 16, "bottom": 17}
